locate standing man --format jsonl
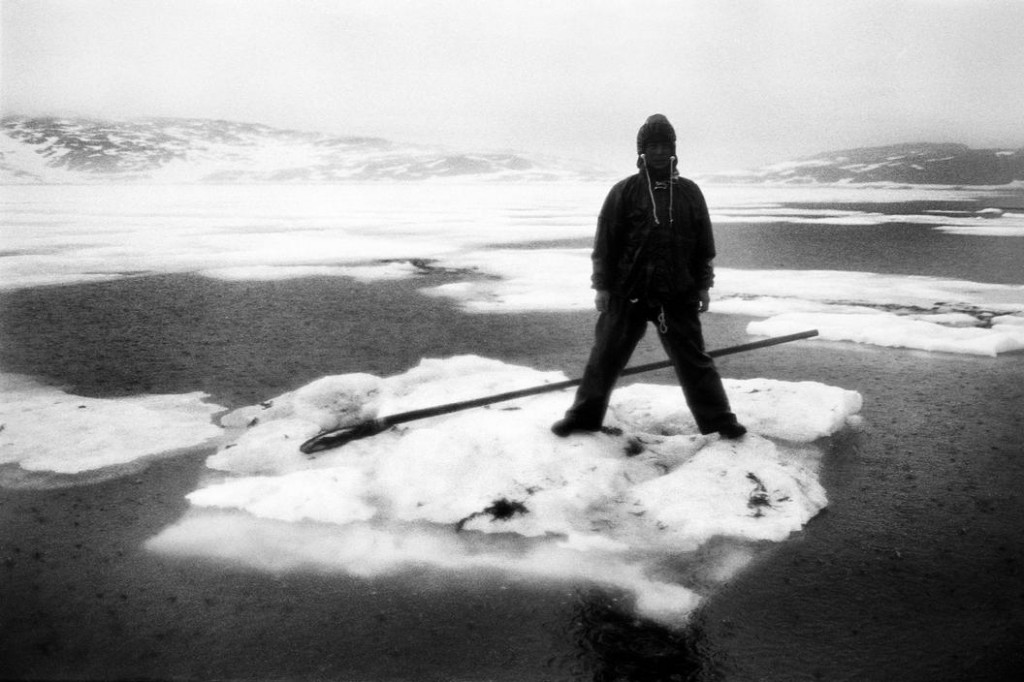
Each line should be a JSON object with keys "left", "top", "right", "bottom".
{"left": 552, "top": 114, "right": 747, "bottom": 439}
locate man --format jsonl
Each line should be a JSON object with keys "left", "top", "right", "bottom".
{"left": 552, "top": 114, "right": 747, "bottom": 439}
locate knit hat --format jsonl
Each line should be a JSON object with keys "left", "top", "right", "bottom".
{"left": 636, "top": 114, "right": 676, "bottom": 155}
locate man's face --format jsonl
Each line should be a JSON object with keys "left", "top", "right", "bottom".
{"left": 643, "top": 142, "right": 674, "bottom": 169}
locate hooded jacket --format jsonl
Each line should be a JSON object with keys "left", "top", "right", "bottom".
{"left": 590, "top": 171, "right": 716, "bottom": 301}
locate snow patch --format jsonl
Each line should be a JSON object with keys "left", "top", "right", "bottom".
{"left": 148, "top": 355, "right": 862, "bottom": 625}
{"left": 0, "top": 374, "right": 223, "bottom": 482}
{"left": 748, "top": 312, "right": 1024, "bottom": 356}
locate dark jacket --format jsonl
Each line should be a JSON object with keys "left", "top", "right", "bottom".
{"left": 590, "top": 172, "right": 716, "bottom": 300}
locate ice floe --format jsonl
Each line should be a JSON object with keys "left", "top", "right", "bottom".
{"left": 147, "top": 355, "right": 862, "bottom": 624}
{"left": 4, "top": 183, "right": 1022, "bottom": 355}
{"left": 0, "top": 374, "right": 223, "bottom": 484}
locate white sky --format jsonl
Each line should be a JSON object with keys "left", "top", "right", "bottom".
{"left": 2, "top": 0, "right": 1023, "bottom": 171}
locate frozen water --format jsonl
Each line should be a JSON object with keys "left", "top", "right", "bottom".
{"left": 0, "top": 181, "right": 1014, "bottom": 620}
{"left": 145, "top": 355, "right": 862, "bottom": 624}
{"left": 0, "top": 374, "right": 223, "bottom": 480}
{"left": 748, "top": 311, "right": 1024, "bottom": 357}
{"left": 4, "top": 183, "right": 1019, "bottom": 355}
{"left": 2, "top": 355, "right": 831, "bottom": 625}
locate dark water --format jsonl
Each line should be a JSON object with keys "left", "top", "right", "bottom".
{"left": 713, "top": 197, "right": 1024, "bottom": 285}
{"left": 715, "top": 220, "right": 1024, "bottom": 285}
{"left": 2, "top": 194, "right": 1024, "bottom": 681}
{"left": 535, "top": 198, "right": 1024, "bottom": 286}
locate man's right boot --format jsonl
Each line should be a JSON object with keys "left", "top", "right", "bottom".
{"left": 550, "top": 418, "right": 601, "bottom": 438}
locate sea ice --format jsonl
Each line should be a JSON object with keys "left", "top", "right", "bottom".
{"left": 0, "top": 374, "right": 223, "bottom": 480}
{"left": 748, "top": 311, "right": 1024, "bottom": 356}
{"left": 5, "top": 183, "right": 1022, "bottom": 356}
{"left": 148, "top": 355, "right": 863, "bottom": 624}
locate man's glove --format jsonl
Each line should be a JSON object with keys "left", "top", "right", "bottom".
{"left": 595, "top": 290, "right": 611, "bottom": 313}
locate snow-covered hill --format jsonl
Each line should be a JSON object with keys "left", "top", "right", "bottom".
{"left": 5, "top": 118, "right": 1020, "bottom": 187}
{"left": 700, "top": 143, "right": 1024, "bottom": 186}
{"left": 0, "top": 116, "right": 608, "bottom": 184}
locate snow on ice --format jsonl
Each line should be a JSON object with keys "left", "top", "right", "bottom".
{"left": 0, "top": 350, "right": 860, "bottom": 623}
{"left": 2, "top": 181, "right": 1019, "bottom": 624}
{"left": 3, "top": 183, "right": 1023, "bottom": 354}
{"left": 0, "top": 374, "right": 222, "bottom": 483}
{"left": 143, "top": 355, "right": 862, "bottom": 624}
{"left": 748, "top": 311, "right": 1024, "bottom": 357}
{"left": 425, "top": 257, "right": 1024, "bottom": 355}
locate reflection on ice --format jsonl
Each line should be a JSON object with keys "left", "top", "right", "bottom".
{"left": 147, "top": 355, "right": 862, "bottom": 624}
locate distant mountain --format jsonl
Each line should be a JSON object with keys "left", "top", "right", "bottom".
{"left": 700, "top": 143, "right": 1024, "bottom": 186}
{"left": 5, "top": 119, "right": 1020, "bottom": 187}
{"left": 0, "top": 116, "right": 608, "bottom": 184}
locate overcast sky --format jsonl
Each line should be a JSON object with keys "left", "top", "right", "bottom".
{"left": 3, "top": 0, "right": 1023, "bottom": 172}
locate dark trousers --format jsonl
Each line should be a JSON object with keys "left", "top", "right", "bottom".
{"left": 564, "top": 294, "right": 738, "bottom": 434}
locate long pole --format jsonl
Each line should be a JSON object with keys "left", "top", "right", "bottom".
{"left": 300, "top": 329, "right": 818, "bottom": 455}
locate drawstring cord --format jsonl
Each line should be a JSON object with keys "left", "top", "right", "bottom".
{"left": 639, "top": 153, "right": 677, "bottom": 334}
{"left": 640, "top": 154, "right": 677, "bottom": 225}
{"left": 669, "top": 156, "right": 675, "bottom": 223}
{"left": 640, "top": 155, "right": 660, "bottom": 225}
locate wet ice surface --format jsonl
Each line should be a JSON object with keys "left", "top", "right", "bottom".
{"left": 7, "top": 183, "right": 1019, "bottom": 354}
{"left": 0, "top": 373, "right": 223, "bottom": 484}
{"left": 0, "top": 181, "right": 1017, "bottom": 628}
{"left": 143, "top": 355, "right": 861, "bottom": 625}
{"left": 423, "top": 258, "right": 1024, "bottom": 355}
{"left": 0, "top": 332, "right": 860, "bottom": 623}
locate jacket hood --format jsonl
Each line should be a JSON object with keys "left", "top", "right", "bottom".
{"left": 636, "top": 114, "right": 677, "bottom": 156}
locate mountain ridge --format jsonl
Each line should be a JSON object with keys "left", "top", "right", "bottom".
{"left": 3, "top": 116, "right": 1021, "bottom": 186}
{"left": 698, "top": 142, "right": 1024, "bottom": 186}
{"left": 0, "top": 116, "right": 606, "bottom": 184}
